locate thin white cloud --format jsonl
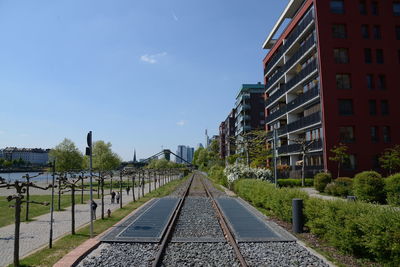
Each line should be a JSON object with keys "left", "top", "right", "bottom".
{"left": 0, "top": 130, "right": 4, "bottom": 134}
{"left": 140, "top": 52, "right": 167, "bottom": 64}
{"left": 172, "top": 12, "right": 179, "bottom": 21}
{"left": 176, "top": 120, "right": 186, "bottom": 126}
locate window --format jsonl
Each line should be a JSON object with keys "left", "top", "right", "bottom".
{"left": 373, "top": 25, "right": 382, "bottom": 39}
{"left": 331, "top": 0, "right": 345, "bottom": 14}
{"left": 394, "top": 2, "right": 400, "bottom": 16}
{"left": 359, "top": 0, "right": 367, "bottom": 14}
{"left": 364, "top": 48, "right": 372, "bottom": 63}
{"left": 377, "top": 75, "right": 386, "bottom": 90}
{"left": 371, "top": 1, "right": 379, "bottom": 15}
{"left": 339, "top": 126, "right": 355, "bottom": 143}
{"left": 332, "top": 24, "right": 347, "bottom": 38}
{"left": 376, "top": 49, "right": 384, "bottom": 64}
{"left": 334, "top": 48, "right": 349, "bottom": 63}
{"left": 381, "top": 100, "right": 389, "bottom": 115}
{"left": 371, "top": 126, "right": 379, "bottom": 143}
{"left": 361, "top": 25, "right": 370, "bottom": 39}
{"left": 383, "top": 126, "right": 391, "bottom": 143}
{"left": 336, "top": 74, "right": 351, "bottom": 89}
{"left": 339, "top": 99, "right": 354, "bottom": 115}
{"left": 366, "top": 74, "right": 374, "bottom": 89}
{"left": 343, "top": 155, "right": 356, "bottom": 170}
{"left": 396, "top": 26, "right": 400, "bottom": 40}
{"left": 369, "top": 100, "right": 377, "bottom": 115}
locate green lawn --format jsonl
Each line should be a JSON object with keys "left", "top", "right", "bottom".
{"left": 9, "top": 175, "right": 189, "bottom": 267}
{"left": 0, "top": 194, "right": 98, "bottom": 228}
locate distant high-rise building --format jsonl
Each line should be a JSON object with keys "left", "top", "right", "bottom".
{"left": 219, "top": 108, "right": 236, "bottom": 159}
{"left": 176, "top": 145, "right": 194, "bottom": 164}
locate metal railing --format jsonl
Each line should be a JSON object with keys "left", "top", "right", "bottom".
{"left": 287, "top": 112, "right": 321, "bottom": 133}
{"left": 277, "top": 139, "right": 322, "bottom": 155}
{"left": 264, "top": 10, "right": 315, "bottom": 77}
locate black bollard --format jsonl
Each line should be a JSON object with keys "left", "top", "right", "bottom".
{"left": 292, "top": 198, "right": 303, "bottom": 233}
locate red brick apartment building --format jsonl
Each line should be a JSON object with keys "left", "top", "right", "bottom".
{"left": 263, "top": 0, "right": 400, "bottom": 177}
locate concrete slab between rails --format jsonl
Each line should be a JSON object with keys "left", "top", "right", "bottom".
{"left": 215, "top": 197, "right": 296, "bottom": 242}
{"left": 101, "top": 197, "right": 180, "bottom": 243}
{"left": 54, "top": 197, "right": 159, "bottom": 267}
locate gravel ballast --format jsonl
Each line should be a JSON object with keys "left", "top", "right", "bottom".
{"left": 239, "top": 242, "right": 330, "bottom": 267}
{"left": 77, "top": 243, "right": 158, "bottom": 267}
{"left": 161, "top": 242, "right": 240, "bottom": 267}
{"left": 172, "top": 197, "right": 224, "bottom": 240}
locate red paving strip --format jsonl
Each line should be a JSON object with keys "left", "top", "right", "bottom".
{"left": 53, "top": 238, "right": 100, "bottom": 267}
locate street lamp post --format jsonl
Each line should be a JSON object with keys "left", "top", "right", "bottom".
{"left": 86, "top": 131, "right": 94, "bottom": 238}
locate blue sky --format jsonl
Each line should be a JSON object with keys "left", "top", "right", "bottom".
{"left": 0, "top": 0, "right": 287, "bottom": 160}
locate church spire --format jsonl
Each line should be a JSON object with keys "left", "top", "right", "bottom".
{"left": 133, "top": 149, "right": 137, "bottom": 163}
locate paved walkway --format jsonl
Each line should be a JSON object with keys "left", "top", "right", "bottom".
{"left": 0, "top": 179, "right": 167, "bottom": 267}
{"left": 299, "top": 187, "right": 342, "bottom": 201}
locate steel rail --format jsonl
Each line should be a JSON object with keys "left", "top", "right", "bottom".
{"left": 151, "top": 173, "right": 194, "bottom": 267}
{"left": 199, "top": 174, "right": 249, "bottom": 267}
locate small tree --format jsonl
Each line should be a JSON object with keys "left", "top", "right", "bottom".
{"left": 0, "top": 176, "right": 50, "bottom": 267}
{"left": 329, "top": 143, "right": 350, "bottom": 178}
{"left": 379, "top": 145, "right": 400, "bottom": 175}
{"left": 49, "top": 138, "right": 84, "bottom": 172}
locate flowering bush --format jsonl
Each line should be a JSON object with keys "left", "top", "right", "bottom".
{"left": 224, "top": 164, "right": 272, "bottom": 183}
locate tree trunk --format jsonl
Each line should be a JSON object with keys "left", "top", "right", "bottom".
{"left": 302, "top": 153, "right": 305, "bottom": 187}
{"left": 110, "top": 178, "right": 113, "bottom": 194}
{"left": 14, "top": 198, "right": 21, "bottom": 267}
{"left": 337, "top": 161, "right": 341, "bottom": 179}
{"left": 58, "top": 180, "right": 61, "bottom": 211}
{"left": 119, "top": 174, "right": 123, "bottom": 209}
{"left": 97, "top": 173, "right": 100, "bottom": 198}
{"left": 101, "top": 179, "right": 104, "bottom": 219}
{"left": 81, "top": 178, "right": 84, "bottom": 204}
{"left": 142, "top": 173, "right": 144, "bottom": 197}
{"left": 132, "top": 176, "right": 135, "bottom": 202}
{"left": 71, "top": 186, "right": 75, "bottom": 235}
{"left": 25, "top": 180, "right": 30, "bottom": 221}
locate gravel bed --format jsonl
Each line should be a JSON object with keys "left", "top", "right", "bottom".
{"left": 188, "top": 174, "right": 207, "bottom": 197}
{"left": 199, "top": 173, "right": 227, "bottom": 197}
{"left": 77, "top": 243, "right": 158, "bottom": 267}
{"left": 239, "top": 242, "right": 330, "bottom": 267}
{"left": 169, "top": 175, "right": 192, "bottom": 197}
{"left": 161, "top": 242, "right": 240, "bottom": 267}
{"left": 172, "top": 197, "right": 224, "bottom": 239}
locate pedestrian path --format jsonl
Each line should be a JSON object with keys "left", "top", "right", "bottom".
{"left": 0, "top": 181, "right": 158, "bottom": 267}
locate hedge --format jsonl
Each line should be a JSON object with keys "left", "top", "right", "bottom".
{"left": 233, "top": 179, "right": 400, "bottom": 265}
{"left": 278, "top": 178, "right": 313, "bottom": 187}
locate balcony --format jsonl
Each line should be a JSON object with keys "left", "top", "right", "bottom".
{"left": 266, "top": 86, "right": 319, "bottom": 125}
{"left": 277, "top": 139, "right": 323, "bottom": 155}
{"left": 265, "top": 34, "right": 316, "bottom": 91}
{"left": 287, "top": 112, "right": 321, "bottom": 133}
{"left": 264, "top": 9, "right": 315, "bottom": 77}
{"left": 266, "top": 59, "right": 318, "bottom": 109}
{"left": 285, "top": 59, "right": 318, "bottom": 93}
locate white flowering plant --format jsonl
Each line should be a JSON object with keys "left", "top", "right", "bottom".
{"left": 224, "top": 164, "right": 272, "bottom": 184}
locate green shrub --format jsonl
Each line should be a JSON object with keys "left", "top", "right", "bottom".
{"left": 278, "top": 178, "right": 313, "bottom": 187}
{"left": 208, "top": 165, "right": 228, "bottom": 187}
{"left": 314, "top": 172, "right": 332, "bottom": 192}
{"left": 325, "top": 177, "right": 353, "bottom": 197}
{"left": 353, "top": 171, "right": 385, "bottom": 203}
{"left": 234, "top": 178, "right": 400, "bottom": 265}
{"left": 234, "top": 179, "right": 308, "bottom": 222}
{"left": 385, "top": 173, "right": 400, "bottom": 206}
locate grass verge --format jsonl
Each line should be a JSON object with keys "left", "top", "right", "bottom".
{"left": 9, "top": 175, "right": 189, "bottom": 267}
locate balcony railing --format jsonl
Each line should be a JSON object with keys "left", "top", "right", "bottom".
{"left": 287, "top": 112, "right": 321, "bottom": 133}
{"left": 285, "top": 59, "right": 318, "bottom": 93}
{"left": 265, "top": 9, "right": 315, "bottom": 76}
{"left": 266, "top": 59, "right": 318, "bottom": 108}
{"left": 266, "top": 86, "right": 319, "bottom": 125}
{"left": 277, "top": 139, "right": 323, "bottom": 155}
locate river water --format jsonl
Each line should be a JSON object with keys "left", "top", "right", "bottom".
{"left": 0, "top": 172, "right": 54, "bottom": 183}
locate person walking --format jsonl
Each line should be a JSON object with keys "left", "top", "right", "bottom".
{"left": 116, "top": 192, "right": 120, "bottom": 204}
{"left": 111, "top": 191, "right": 116, "bottom": 204}
{"left": 91, "top": 200, "right": 98, "bottom": 220}
{"left": 126, "top": 185, "right": 130, "bottom": 195}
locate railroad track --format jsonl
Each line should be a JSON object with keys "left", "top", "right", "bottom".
{"left": 152, "top": 172, "right": 247, "bottom": 267}
{"left": 79, "top": 172, "right": 330, "bottom": 267}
